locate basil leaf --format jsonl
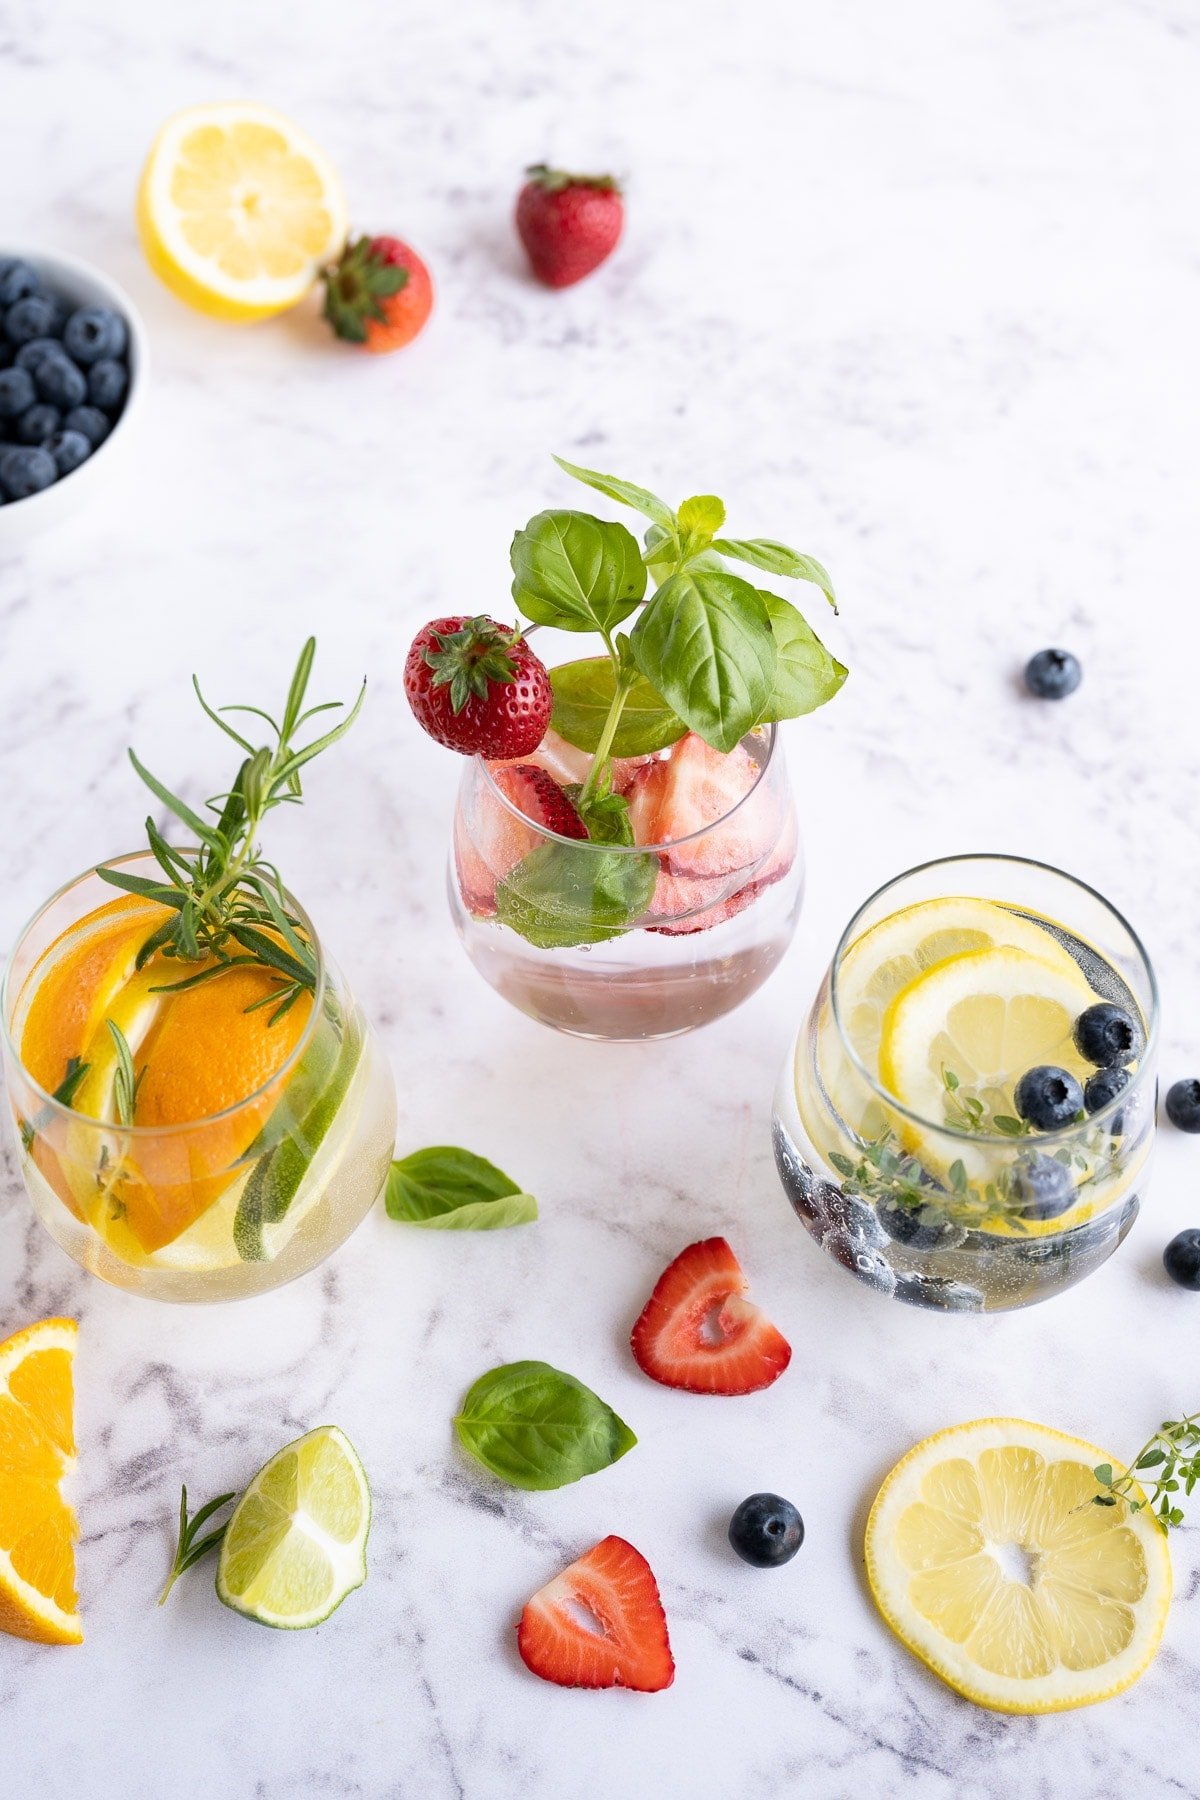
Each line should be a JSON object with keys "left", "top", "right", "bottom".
{"left": 630, "top": 568, "right": 777, "bottom": 755}
{"left": 677, "top": 493, "right": 726, "bottom": 537}
{"left": 571, "top": 784, "right": 635, "bottom": 846}
{"left": 552, "top": 455, "right": 677, "bottom": 531}
{"left": 511, "top": 510, "right": 646, "bottom": 634}
{"left": 454, "top": 1360, "right": 637, "bottom": 1490}
{"left": 386, "top": 1147, "right": 537, "bottom": 1230}
{"left": 711, "top": 538, "right": 837, "bottom": 610}
{"left": 550, "top": 656, "right": 687, "bottom": 757}
{"left": 495, "top": 840, "right": 658, "bottom": 948}
{"left": 754, "top": 590, "right": 848, "bottom": 722}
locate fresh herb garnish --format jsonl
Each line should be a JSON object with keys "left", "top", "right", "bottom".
{"left": 106, "top": 1020, "right": 141, "bottom": 1127}
{"left": 1091, "top": 1415, "right": 1200, "bottom": 1531}
{"left": 158, "top": 1484, "right": 237, "bottom": 1605}
{"left": 386, "top": 1147, "right": 538, "bottom": 1230}
{"left": 97, "top": 639, "right": 364, "bottom": 1021}
{"left": 454, "top": 1360, "right": 636, "bottom": 1489}
{"left": 941, "top": 1066, "right": 1029, "bottom": 1138}
{"left": 19, "top": 1055, "right": 91, "bottom": 1151}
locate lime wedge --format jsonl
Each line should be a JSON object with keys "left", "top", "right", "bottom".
{"left": 216, "top": 1426, "right": 370, "bottom": 1629}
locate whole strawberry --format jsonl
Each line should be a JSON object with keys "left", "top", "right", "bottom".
{"left": 515, "top": 165, "right": 623, "bottom": 288}
{"left": 322, "top": 235, "right": 433, "bottom": 352}
{"left": 404, "top": 616, "right": 552, "bottom": 757}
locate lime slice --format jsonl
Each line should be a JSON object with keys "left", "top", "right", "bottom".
{"left": 216, "top": 1426, "right": 370, "bottom": 1629}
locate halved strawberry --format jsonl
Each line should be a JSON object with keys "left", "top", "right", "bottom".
{"left": 624, "top": 735, "right": 776, "bottom": 875}
{"left": 455, "top": 763, "right": 587, "bottom": 916}
{"left": 517, "top": 1536, "right": 674, "bottom": 1692}
{"left": 630, "top": 1238, "right": 791, "bottom": 1394}
{"left": 649, "top": 806, "right": 799, "bottom": 936}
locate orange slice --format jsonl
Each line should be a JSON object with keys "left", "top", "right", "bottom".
{"left": 0, "top": 1318, "right": 81, "bottom": 1645}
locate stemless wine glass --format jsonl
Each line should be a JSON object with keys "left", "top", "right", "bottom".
{"left": 1, "top": 854, "right": 397, "bottom": 1303}
{"left": 772, "top": 855, "right": 1159, "bottom": 1313}
{"left": 449, "top": 719, "right": 803, "bottom": 1040}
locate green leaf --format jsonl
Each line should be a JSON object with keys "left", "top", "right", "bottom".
{"left": 1094, "top": 1463, "right": 1114, "bottom": 1488}
{"left": 510, "top": 511, "right": 646, "bottom": 634}
{"left": 454, "top": 1360, "right": 636, "bottom": 1490}
{"left": 710, "top": 538, "right": 837, "bottom": 609}
{"left": 1136, "top": 1449, "right": 1168, "bottom": 1469}
{"left": 495, "top": 839, "right": 658, "bottom": 949}
{"left": 753, "top": 590, "right": 848, "bottom": 723}
{"left": 127, "top": 751, "right": 222, "bottom": 849}
{"left": 549, "top": 657, "right": 687, "bottom": 757}
{"left": 95, "top": 866, "right": 187, "bottom": 909}
{"left": 552, "top": 455, "right": 676, "bottom": 531}
{"left": 571, "top": 785, "right": 636, "bottom": 847}
{"left": 629, "top": 568, "right": 776, "bottom": 754}
{"left": 678, "top": 493, "right": 726, "bottom": 544}
{"left": 386, "top": 1147, "right": 537, "bottom": 1230}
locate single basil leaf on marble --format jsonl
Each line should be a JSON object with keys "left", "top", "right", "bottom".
{"left": 710, "top": 538, "right": 837, "bottom": 610}
{"left": 510, "top": 510, "right": 647, "bottom": 634}
{"left": 552, "top": 454, "right": 677, "bottom": 532}
{"left": 454, "top": 1360, "right": 637, "bottom": 1490}
{"left": 550, "top": 656, "right": 688, "bottom": 757}
{"left": 386, "top": 1147, "right": 537, "bottom": 1230}
{"left": 495, "top": 836, "right": 658, "bottom": 949}
{"left": 754, "top": 590, "right": 848, "bottom": 723}
{"left": 629, "top": 567, "right": 777, "bottom": 755}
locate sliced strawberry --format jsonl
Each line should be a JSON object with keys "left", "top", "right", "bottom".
{"left": 517, "top": 1536, "right": 674, "bottom": 1692}
{"left": 455, "top": 763, "right": 587, "bottom": 916}
{"left": 630, "top": 1238, "right": 791, "bottom": 1395}
{"left": 649, "top": 806, "right": 799, "bottom": 936}
{"left": 624, "top": 735, "right": 777, "bottom": 877}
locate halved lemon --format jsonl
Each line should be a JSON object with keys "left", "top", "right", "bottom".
{"left": 137, "top": 102, "right": 347, "bottom": 321}
{"left": 865, "top": 1418, "right": 1171, "bottom": 1713}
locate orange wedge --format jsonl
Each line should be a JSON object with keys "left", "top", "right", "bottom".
{"left": 0, "top": 1318, "right": 81, "bottom": 1645}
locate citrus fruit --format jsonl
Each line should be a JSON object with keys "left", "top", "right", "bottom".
{"left": 865, "top": 1417, "right": 1171, "bottom": 1713}
{"left": 216, "top": 1426, "right": 370, "bottom": 1629}
{"left": 17, "top": 895, "right": 167, "bottom": 1094}
{"left": 137, "top": 102, "right": 347, "bottom": 321}
{"left": 0, "top": 1317, "right": 81, "bottom": 1646}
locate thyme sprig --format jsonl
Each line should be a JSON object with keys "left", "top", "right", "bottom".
{"left": 941, "top": 1067, "right": 1029, "bottom": 1138}
{"left": 98, "top": 640, "right": 364, "bottom": 1021}
{"left": 158, "top": 1484, "right": 237, "bottom": 1605}
{"left": 1092, "top": 1414, "right": 1200, "bottom": 1532}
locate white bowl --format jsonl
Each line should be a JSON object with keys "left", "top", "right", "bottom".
{"left": 0, "top": 247, "right": 148, "bottom": 544}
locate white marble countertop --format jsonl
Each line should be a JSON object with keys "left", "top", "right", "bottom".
{"left": 4, "top": 1, "right": 1200, "bottom": 1794}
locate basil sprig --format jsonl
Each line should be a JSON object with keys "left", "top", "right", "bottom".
{"left": 386, "top": 1147, "right": 537, "bottom": 1230}
{"left": 454, "top": 1360, "right": 637, "bottom": 1489}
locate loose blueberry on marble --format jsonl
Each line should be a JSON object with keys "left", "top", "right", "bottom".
{"left": 44, "top": 429, "right": 91, "bottom": 477}
{"left": 5, "top": 294, "right": 61, "bottom": 346}
{"left": 1012, "top": 1154, "right": 1074, "bottom": 1221}
{"left": 0, "top": 445, "right": 57, "bottom": 499}
{"left": 1015, "top": 1065, "right": 1084, "bottom": 1130}
{"left": 16, "top": 403, "right": 60, "bottom": 445}
{"left": 0, "top": 259, "right": 39, "bottom": 307}
{"left": 1024, "top": 648, "right": 1082, "bottom": 699}
{"left": 1073, "top": 1002, "right": 1140, "bottom": 1068}
{"left": 63, "top": 306, "right": 126, "bottom": 364}
{"left": 728, "top": 1493, "right": 805, "bottom": 1568}
{"left": 64, "top": 404, "right": 111, "bottom": 448}
{"left": 1163, "top": 1230, "right": 1200, "bottom": 1291}
{"left": 1165, "top": 1079, "right": 1200, "bottom": 1134}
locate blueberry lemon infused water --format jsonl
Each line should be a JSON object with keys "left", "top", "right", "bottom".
{"left": 405, "top": 456, "right": 847, "bottom": 1039}
{"left": 1, "top": 642, "right": 397, "bottom": 1302}
{"left": 773, "top": 856, "right": 1158, "bottom": 1312}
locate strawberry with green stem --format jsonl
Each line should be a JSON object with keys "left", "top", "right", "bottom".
{"left": 322, "top": 235, "right": 433, "bottom": 352}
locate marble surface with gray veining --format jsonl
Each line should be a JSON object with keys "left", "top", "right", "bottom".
{"left": 3, "top": 0, "right": 1200, "bottom": 1794}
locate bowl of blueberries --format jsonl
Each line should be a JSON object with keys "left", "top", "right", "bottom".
{"left": 0, "top": 249, "right": 147, "bottom": 541}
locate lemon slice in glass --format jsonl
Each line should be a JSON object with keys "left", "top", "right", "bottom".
{"left": 865, "top": 1417, "right": 1171, "bottom": 1713}
{"left": 216, "top": 1426, "right": 370, "bottom": 1629}
{"left": 138, "top": 103, "right": 347, "bottom": 321}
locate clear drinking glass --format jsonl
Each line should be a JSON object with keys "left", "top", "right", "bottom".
{"left": 772, "top": 855, "right": 1158, "bottom": 1312}
{"left": 1, "top": 854, "right": 397, "bottom": 1302}
{"left": 449, "top": 721, "right": 803, "bottom": 1040}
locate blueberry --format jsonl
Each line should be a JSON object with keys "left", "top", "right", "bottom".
{"left": 1073, "top": 1002, "right": 1140, "bottom": 1068}
{"left": 0, "top": 340, "right": 12, "bottom": 369}
{"left": 1083, "top": 1062, "right": 1129, "bottom": 1120}
{"left": 35, "top": 353, "right": 86, "bottom": 410}
{"left": 894, "top": 1273, "right": 984, "bottom": 1312}
{"left": 16, "top": 403, "right": 60, "bottom": 445}
{"left": 1024, "top": 648, "right": 1082, "bottom": 699}
{"left": 1163, "top": 1229, "right": 1200, "bottom": 1291}
{"left": 0, "top": 445, "right": 57, "bottom": 499}
{"left": 1012, "top": 1154, "right": 1075, "bottom": 1221}
{"left": 5, "top": 294, "right": 61, "bottom": 346}
{"left": 88, "top": 358, "right": 127, "bottom": 411}
{"left": 1165, "top": 1079, "right": 1200, "bottom": 1133}
{"left": 63, "top": 307, "right": 126, "bottom": 365}
{"left": 43, "top": 428, "right": 91, "bottom": 476}
{"left": 15, "top": 336, "right": 67, "bottom": 375}
{"left": 728, "top": 1493, "right": 805, "bottom": 1568}
{"left": 0, "top": 260, "right": 39, "bottom": 308}
{"left": 877, "top": 1195, "right": 966, "bottom": 1251}
{"left": 64, "top": 405, "right": 110, "bottom": 448}
{"left": 0, "top": 366, "right": 35, "bottom": 419}
{"left": 1014, "top": 1065, "right": 1084, "bottom": 1130}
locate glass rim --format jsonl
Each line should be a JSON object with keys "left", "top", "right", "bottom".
{"left": 826, "top": 851, "right": 1161, "bottom": 1147}
{"left": 1, "top": 850, "right": 327, "bottom": 1135}
{"left": 475, "top": 721, "right": 779, "bottom": 852}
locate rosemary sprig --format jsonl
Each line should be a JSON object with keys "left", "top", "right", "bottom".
{"left": 158, "top": 1484, "right": 238, "bottom": 1605}
{"left": 19, "top": 1056, "right": 91, "bottom": 1151}
{"left": 106, "top": 1021, "right": 141, "bottom": 1127}
{"left": 98, "top": 640, "right": 364, "bottom": 1020}
{"left": 1092, "top": 1414, "right": 1200, "bottom": 1532}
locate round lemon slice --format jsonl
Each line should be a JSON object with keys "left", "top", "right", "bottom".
{"left": 137, "top": 102, "right": 347, "bottom": 321}
{"left": 865, "top": 1417, "right": 1172, "bottom": 1713}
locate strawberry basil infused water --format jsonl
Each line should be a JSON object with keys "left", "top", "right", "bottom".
{"left": 405, "top": 457, "right": 846, "bottom": 1039}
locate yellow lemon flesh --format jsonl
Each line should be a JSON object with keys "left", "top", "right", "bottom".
{"left": 137, "top": 102, "right": 347, "bottom": 321}
{"left": 865, "top": 1417, "right": 1171, "bottom": 1713}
